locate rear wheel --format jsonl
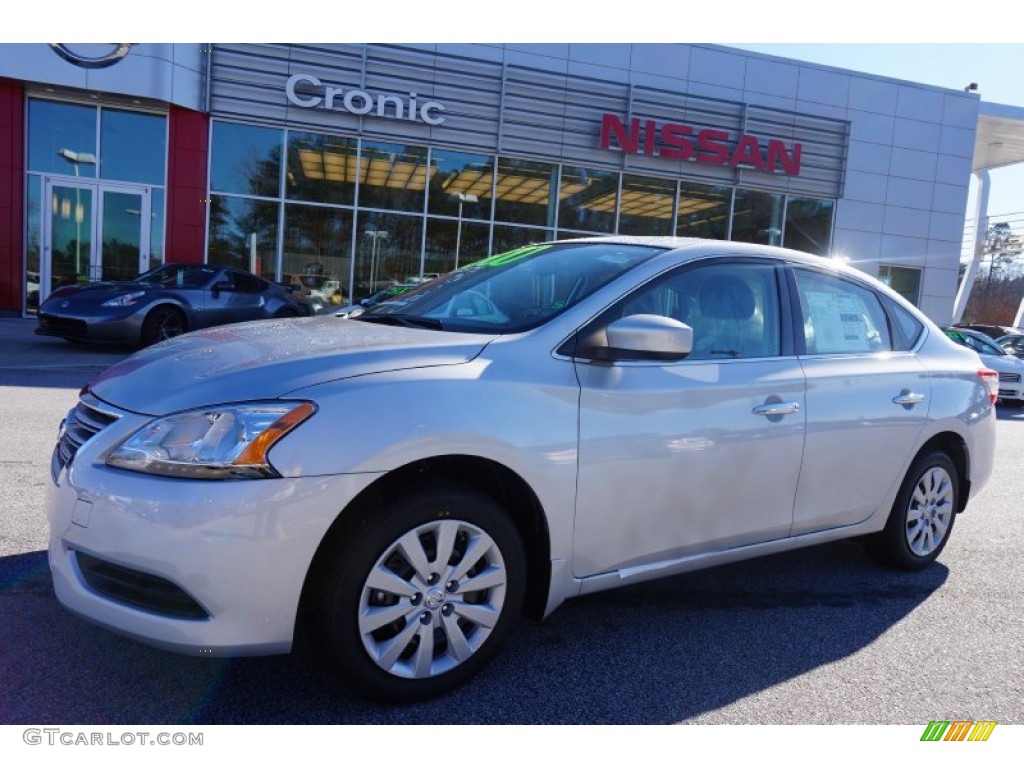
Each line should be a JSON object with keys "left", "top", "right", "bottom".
{"left": 307, "top": 485, "right": 525, "bottom": 702}
{"left": 865, "top": 450, "right": 959, "bottom": 570}
{"left": 141, "top": 306, "right": 185, "bottom": 346}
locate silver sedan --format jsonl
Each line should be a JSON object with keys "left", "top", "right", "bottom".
{"left": 46, "top": 238, "right": 997, "bottom": 702}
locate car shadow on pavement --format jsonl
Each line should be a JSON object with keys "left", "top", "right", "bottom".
{"left": 0, "top": 541, "right": 946, "bottom": 725}
{"left": 996, "top": 403, "right": 1024, "bottom": 420}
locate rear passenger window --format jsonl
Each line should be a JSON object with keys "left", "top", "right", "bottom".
{"left": 793, "top": 269, "right": 892, "bottom": 354}
{"left": 882, "top": 296, "right": 924, "bottom": 351}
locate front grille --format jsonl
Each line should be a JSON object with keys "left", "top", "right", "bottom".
{"left": 38, "top": 313, "right": 87, "bottom": 338}
{"left": 54, "top": 397, "right": 120, "bottom": 475}
{"left": 75, "top": 551, "right": 209, "bottom": 619}
{"left": 998, "top": 372, "right": 1021, "bottom": 384}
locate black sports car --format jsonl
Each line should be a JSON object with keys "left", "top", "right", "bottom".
{"left": 37, "top": 263, "right": 312, "bottom": 346}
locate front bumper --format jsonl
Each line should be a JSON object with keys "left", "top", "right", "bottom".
{"left": 996, "top": 372, "right": 1024, "bottom": 401}
{"left": 37, "top": 307, "right": 146, "bottom": 344}
{"left": 47, "top": 410, "right": 379, "bottom": 656}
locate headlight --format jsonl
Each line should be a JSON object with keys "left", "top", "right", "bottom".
{"left": 106, "top": 401, "right": 316, "bottom": 479}
{"left": 102, "top": 291, "right": 146, "bottom": 307}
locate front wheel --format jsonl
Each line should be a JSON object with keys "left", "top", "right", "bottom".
{"left": 865, "top": 450, "right": 959, "bottom": 570}
{"left": 140, "top": 306, "right": 185, "bottom": 346}
{"left": 307, "top": 485, "right": 525, "bottom": 702}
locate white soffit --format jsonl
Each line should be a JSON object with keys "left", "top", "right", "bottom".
{"left": 974, "top": 101, "right": 1024, "bottom": 172}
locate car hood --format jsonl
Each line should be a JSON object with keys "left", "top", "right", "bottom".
{"left": 88, "top": 316, "right": 497, "bottom": 415}
{"left": 44, "top": 281, "right": 154, "bottom": 305}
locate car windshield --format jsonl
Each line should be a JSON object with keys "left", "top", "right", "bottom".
{"left": 357, "top": 242, "right": 665, "bottom": 333}
{"left": 135, "top": 264, "right": 219, "bottom": 289}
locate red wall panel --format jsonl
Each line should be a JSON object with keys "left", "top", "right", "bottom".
{"left": 0, "top": 79, "right": 24, "bottom": 314}
{"left": 165, "top": 106, "right": 209, "bottom": 265}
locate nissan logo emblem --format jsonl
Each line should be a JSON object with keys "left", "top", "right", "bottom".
{"left": 49, "top": 44, "right": 134, "bottom": 69}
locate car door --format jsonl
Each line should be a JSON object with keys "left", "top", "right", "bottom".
{"left": 789, "top": 266, "right": 931, "bottom": 535}
{"left": 202, "top": 269, "right": 267, "bottom": 327}
{"left": 571, "top": 258, "right": 807, "bottom": 578}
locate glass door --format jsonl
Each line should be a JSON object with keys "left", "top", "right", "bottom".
{"left": 99, "top": 188, "right": 151, "bottom": 282}
{"left": 41, "top": 178, "right": 152, "bottom": 303}
{"left": 45, "top": 180, "right": 95, "bottom": 292}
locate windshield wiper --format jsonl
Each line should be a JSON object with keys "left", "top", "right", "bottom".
{"left": 355, "top": 314, "right": 445, "bottom": 330}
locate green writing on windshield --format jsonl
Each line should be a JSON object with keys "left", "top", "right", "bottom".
{"left": 465, "top": 244, "right": 552, "bottom": 269}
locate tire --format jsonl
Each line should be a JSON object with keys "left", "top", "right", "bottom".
{"left": 141, "top": 306, "right": 186, "bottom": 346}
{"left": 865, "top": 450, "right": 959, "bottom": 570}
{"left": 307, "top": 485, "right": 526, "bottom": 702}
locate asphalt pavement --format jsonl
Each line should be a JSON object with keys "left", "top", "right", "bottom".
{"left": 0, "top": 317, "right": 132, "bottom": 374}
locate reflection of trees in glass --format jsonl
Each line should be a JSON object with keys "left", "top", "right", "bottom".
{"left": 494, "top": 158, "right": 557, "bottom": 227}
{"left": 429, "top": 150, "right": 494, "bottom": 219}
{"left": 207, "top": 195, "right": 279, "bottom": 277}
{"left": 731, "top": 188, "right": 784, "bottom": 246}
{"left": 286, "top": 132, "right": 357, "bottom": 205}
{"left": 359, "top": 142, "right": 431, "bottom": 213}
{"left": 352, "top": 213, "right": 423, "bottom": 299}
{"left": 558, "top": 166, "right": 618, "bottom": 233}
{"left": 676, "top": 183, "right": 731, "bottom": 240}
{"left": 283, "top": 204, "right": 353, "bottom": 300}
{"left": 784, "top": 197, "right": 833, "bottom": 255}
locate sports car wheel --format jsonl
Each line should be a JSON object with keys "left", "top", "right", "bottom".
{"left": 141, "top": 306, "right": 186, "bottom": 346}
{"left": 865, "top": 450, "right": 959, "bottom": 571}
{"left": 308, "top": 485, "right": 525, "bottom": 702}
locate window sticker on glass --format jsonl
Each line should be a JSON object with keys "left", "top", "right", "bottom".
{"left": 805, "top": 291, "right": 872, "bottom": 353}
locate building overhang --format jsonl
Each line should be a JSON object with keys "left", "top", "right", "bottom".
{"left": 973, "top": 101, "right": 1024, "bottom": 172}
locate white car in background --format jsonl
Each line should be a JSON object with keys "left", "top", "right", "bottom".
{"left": 47, "top": 238, "right": 998, "bottom": 702}
{"left": 943, "top": 326, "right": 1024, "bottom": 404}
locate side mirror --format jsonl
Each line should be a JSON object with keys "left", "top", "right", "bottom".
{"left": 598, "top": 314, "right": 694, "bottom": 361}
{"left": 211, "top": 280, "right": 233, "bottom": 296}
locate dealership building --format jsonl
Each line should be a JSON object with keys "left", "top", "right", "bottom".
{"left": 2, "top": 43, "right": 1023, "bottom": 321}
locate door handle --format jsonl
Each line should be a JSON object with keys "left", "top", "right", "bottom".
{"left": 752, "top": 402, "right": 800, "bottom": 416}
{"left": 892, "top": 392, "right": 926, "bottom": 406}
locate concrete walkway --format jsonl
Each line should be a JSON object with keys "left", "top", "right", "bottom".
{"left": 0, "top": 317, "right": 133, "bottom": 372}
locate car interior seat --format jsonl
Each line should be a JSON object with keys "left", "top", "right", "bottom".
{"left": 693, "top": 274, "right": 762, "bottom": 358}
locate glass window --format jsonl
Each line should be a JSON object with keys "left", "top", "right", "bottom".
{"left": 882, "top": 296, "right": 924, "bottom": 351}
{"left": 557, "top": 165, "right": 618, "bottom": 233}
{"left": 493, "top": 157, "right": 557, "bottom": 227}
{"left": 207, "top": 195, "right": 280, "bottom": 279}
{"left": 429, "top": 149, "right": 493, "bottom": 220}
{"left": 25, "top": 177, "right": 42, "bottom": 313}
{"left": 783, "top": 196, "right": 833, "bottom": 256}
{"left": 357, "top": 141, "right": 430, "bottom": 213}
{"left": 210, "top": 121, "right": 282, "bottom": 197}
{"left": 731, "top": 188, "right": 784, "bottom": 246}
{"left": 793, "top": 269, "right": 892, "bottom": 355}
{"left": 877, "top": 265, "right": 922, "bottom": 305}
{"left": 425, "top": 218, "right": 490, "bottom": 276}
{"left": 283, "top": 203, "right": 354, "bottom": 307}
{"left": 676, "top": 182, "right": 731, "bottom": 240}
{"left": 285, "top": 131, "right": 357, "bottom": 206}
{"left": 100, "top": 109, "right": 166, "bottom": 185}
{"left": 28, "top": 99, "right": 97, "bottom": 177}
{"left": 492, "top": 224, "right": 552, "bottom": 255}
{"left": 617, "top": 174, "right": 675, "bottom": 236}
{"left": 352, "top": 212, "right": 424, "bottom": 302}
{"left": 149, "top": 189, "right": 165, "bottom": 272}
{"left": 611, "top": 261, "right": 781, "bottom": 360}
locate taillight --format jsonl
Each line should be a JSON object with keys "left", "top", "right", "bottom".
{"left": 978, "top": 368, "right": 999, "bottom": 405}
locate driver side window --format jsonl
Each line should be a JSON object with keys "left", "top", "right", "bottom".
{"left": 615, "top": 260, "right": 782, "bottom": 360}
